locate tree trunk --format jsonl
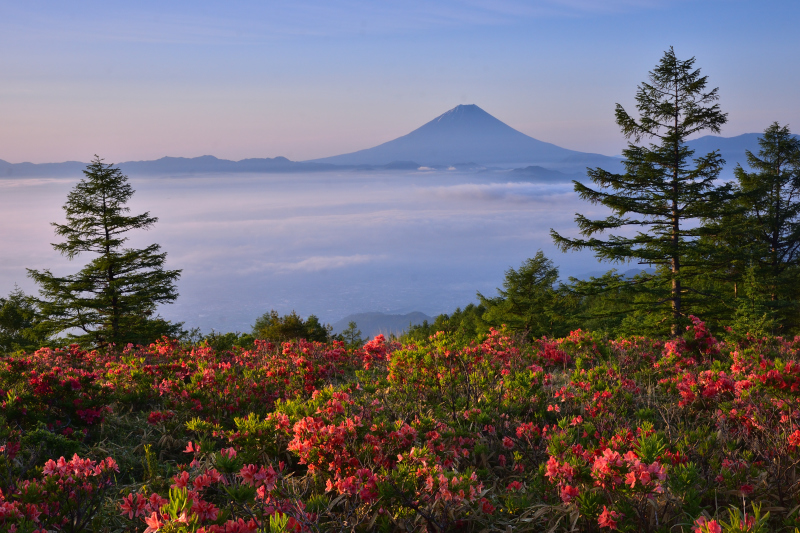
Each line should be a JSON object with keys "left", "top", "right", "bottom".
{"left": 671, "top": 84, "right": 681, "bottom": 336}
{"left": 671, "top": 257, "right": 681, "bottom": 336}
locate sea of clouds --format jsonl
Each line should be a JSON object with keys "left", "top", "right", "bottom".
{"left": 0, "top": 170, "right": 608, "bottom": 333}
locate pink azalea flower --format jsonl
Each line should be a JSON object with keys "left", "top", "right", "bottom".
{"left": 143, "top": 512, "right": 163, "bottom": 533}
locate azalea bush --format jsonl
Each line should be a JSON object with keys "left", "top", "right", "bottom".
{"left": 0, "top": 448, "right": 119, "bottom": 533}
{"left": 3, "top": 321, "right": 800, "bottom": 531}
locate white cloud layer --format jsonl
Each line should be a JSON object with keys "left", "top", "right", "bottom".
{"left": 239, "top": 254, "right": 383, "bottom": 274}
{"left": 0, "top": 170, "right": 648, "bottom": 331}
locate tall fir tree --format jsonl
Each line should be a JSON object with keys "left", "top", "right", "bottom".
{"left": 551, "top": 47, "right": 731, "bottom": 335}
{"left": 28, "top": 157, "right": 182, "bottom": 349}
{"left": 735, "top": 124, "right": 800, "bottom": 293}
{"left": 707, "top": 123, "right": 800, "bottom": 331}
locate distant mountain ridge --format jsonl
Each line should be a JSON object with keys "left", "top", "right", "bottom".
{"left": 686, "top": 133, "right": 800, "bottom": 177}
{"left": 0, "top": 160, "right": 87, "bottom": 177}
{"left": 2, "top": 105, "right": 793, "bottom": 178}
{"left": 0, "top": 155, "right": 339, "bottom": 177}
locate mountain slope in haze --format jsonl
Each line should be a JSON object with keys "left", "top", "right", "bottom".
{"left": 507, "top": 165, "right": 583, "bottom": 182}
{"left": 0, "top": 160, "right": 87, "bottom": 177}
{"left": 686, "top": 133, "right": 800, "bottom": 177}
{"left": 119, "top": 155, "right": 333, "bottom": 174}
{"left": 310, "top": 104, "right": 624, "bottom": 172}
{"left": 0, "top": 156, "right": 339, "bottom": 178}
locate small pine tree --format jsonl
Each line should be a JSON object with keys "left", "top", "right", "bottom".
{"left": 478, "top": 251, "right": 571, "bottom": 338}
{"left": 27, "top": 157, "right": 182, "bottom": 349}
{"left": 0, "top": 286, "right": 48, "bottom": 353}
{"left": 338, "top": 321, "right": 364, "bottom": 349}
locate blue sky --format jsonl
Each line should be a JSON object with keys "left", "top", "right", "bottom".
{"left": 2, "top": 0, "right": 798, "bottom": 163}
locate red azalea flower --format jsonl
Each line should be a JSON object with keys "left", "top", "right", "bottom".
{"left": 598, "top": 506, "right": 620, "bottom": 529}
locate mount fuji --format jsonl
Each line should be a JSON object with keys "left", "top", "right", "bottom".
{"left": 309, "top": 104, "right": 624, "bottom": 172}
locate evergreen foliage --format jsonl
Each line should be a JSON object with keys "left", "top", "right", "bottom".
{"left": 334, "top": 320, "right": 364, "bottom": 349}
{"left": 404, "top": 303, "right": 487, "bottom": 342}
{"left": 567, "top": 269, "right": 658, "bottom": 337}
{"left": 252, "top": 310, "right": 331, "bottom": 342}
{"left": 551, "top": 47, "right": 732, "bottom": 335}
{"left": 728, "top": 265, "right": 776, "bottom": 339}
{"left": 27, "top": 157, "right": 182, "bottom": 349}
{"left": 0, "top": 286, "right": 48, "bottom": 353}
{"left": 478, "top": 251, "right": 573, "bottom": 338}
{"left": 201, "top": 330, "right": 256, "bottom": 351}
{"left": 735, "top": 123, "right": 800, "bottom": 278}
{"left": 709, "top": 123, "right": 800, "bottom": 330}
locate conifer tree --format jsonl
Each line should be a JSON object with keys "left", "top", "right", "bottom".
{"left": 478, "top": 251, "right": 572, "bottom": 338}
{"left": 403, "top": 303, "right": 487, "bottom": 342}
{"left": 705, "top": 123, "right": 800, "bottom": 331}
{"left": 551, "top": 48, "right": 731, "bottom": 335}
{"left": 28, "top": 157, "right": 182, "bottom": 349}
{"left": 734, "top": 123, "right": 800, "bottom": 294}
{"left": 252, "top": 310, "right": 330, "bottom": 342}
{"left": 0, "top": 286, "right": 48, "bottom": 353}
{"left": 337, "top": 321, "right": 364, "bottom": 349}
{"left": 729, "top": 265, "right": 775, "bottom": 339}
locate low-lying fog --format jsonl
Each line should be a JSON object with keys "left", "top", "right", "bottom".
{"left": 0, "top": 170, "right": 609, "bottom": 333}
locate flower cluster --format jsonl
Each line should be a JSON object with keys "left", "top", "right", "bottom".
{"left": 3, "top": 318, "right": 800, "bottom": 531}
{"left": 0, "top": 454, "right": 118, "bottom": 532}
